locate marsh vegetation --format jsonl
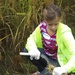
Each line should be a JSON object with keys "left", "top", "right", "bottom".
{"left": 0, "top": 0, "right": 75, "bottom": 75}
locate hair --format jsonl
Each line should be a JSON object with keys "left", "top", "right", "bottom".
{"left": 43, "top": 4, "right": 61, "bottom": 20}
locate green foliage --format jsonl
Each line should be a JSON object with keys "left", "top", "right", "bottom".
{"left": 0, "top": 0, "right": 75, "bottom": 75}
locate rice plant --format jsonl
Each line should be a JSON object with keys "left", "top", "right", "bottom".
{"left": 0, "top": 0, "right": 75, "bottom": 75}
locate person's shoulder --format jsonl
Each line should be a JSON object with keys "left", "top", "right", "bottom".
{"left": 59, "top": 22, "right": 71, "bottom": 29}
{"left": 58, "top": 22, "right": 71, "bottom": 32}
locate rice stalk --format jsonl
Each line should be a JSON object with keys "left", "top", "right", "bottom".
{"left": 14, "top": 16, "right": 26, "bottom": 42}
{"left": 0, "top": 34, "right": 10, "bottom": 42}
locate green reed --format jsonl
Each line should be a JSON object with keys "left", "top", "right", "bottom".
{"left": 0, "top": 0, "right": 75, "bottom": 75}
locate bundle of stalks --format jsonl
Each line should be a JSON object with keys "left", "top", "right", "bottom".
{"left": 41, "top": 54, "right": 67, "bottom": 75}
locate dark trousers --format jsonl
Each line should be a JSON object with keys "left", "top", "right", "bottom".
{"left": 23, "top": 48, "right": 60, "bottom": 72}
{"left": 22, "top": 48, "right": 75, "bottom": 75}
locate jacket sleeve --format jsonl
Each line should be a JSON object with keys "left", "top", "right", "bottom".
{"left": 62, "top": 31, "right": 75, "bottom": 73}
{"left": 25, "top": 25, "right": 42, "bottom": 52}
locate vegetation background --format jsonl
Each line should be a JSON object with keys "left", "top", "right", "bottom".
{"left": 0, "top": 0, "right": 75, "bottom": 75}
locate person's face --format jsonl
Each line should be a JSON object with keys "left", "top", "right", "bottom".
{"left": 45, "top": 16, "right": 60, "bottom": 33}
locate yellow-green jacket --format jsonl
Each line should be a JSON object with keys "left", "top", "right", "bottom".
{"left": 26, "top": 22, "right": 75, "bottom": 73}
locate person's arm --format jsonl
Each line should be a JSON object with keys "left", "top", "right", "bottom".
{"left": 26, "top": 25, "right": 41, "bottom": 51}
{"left": 25, "top": 25, "right": 42, "bottom": 60}
{"left": 53, "top": 31, "right": 75, "bottom": 75}
{"left": 62, "top": 31, "right": 75, "bottom": 73}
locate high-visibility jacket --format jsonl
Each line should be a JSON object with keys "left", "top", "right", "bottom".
{"left": 26, "top": 22, "right": 75, "bottom": 73}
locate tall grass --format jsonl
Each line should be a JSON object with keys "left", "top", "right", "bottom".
{"left": 0, "top": 0, "right": 75, "bottom": 75}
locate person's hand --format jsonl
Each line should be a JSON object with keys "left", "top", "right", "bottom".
{"left": 52, "top": 67, "right": 67, "bottom": 75}
{"left": 29, "top": 49, "right": 40, "bottom": 60}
